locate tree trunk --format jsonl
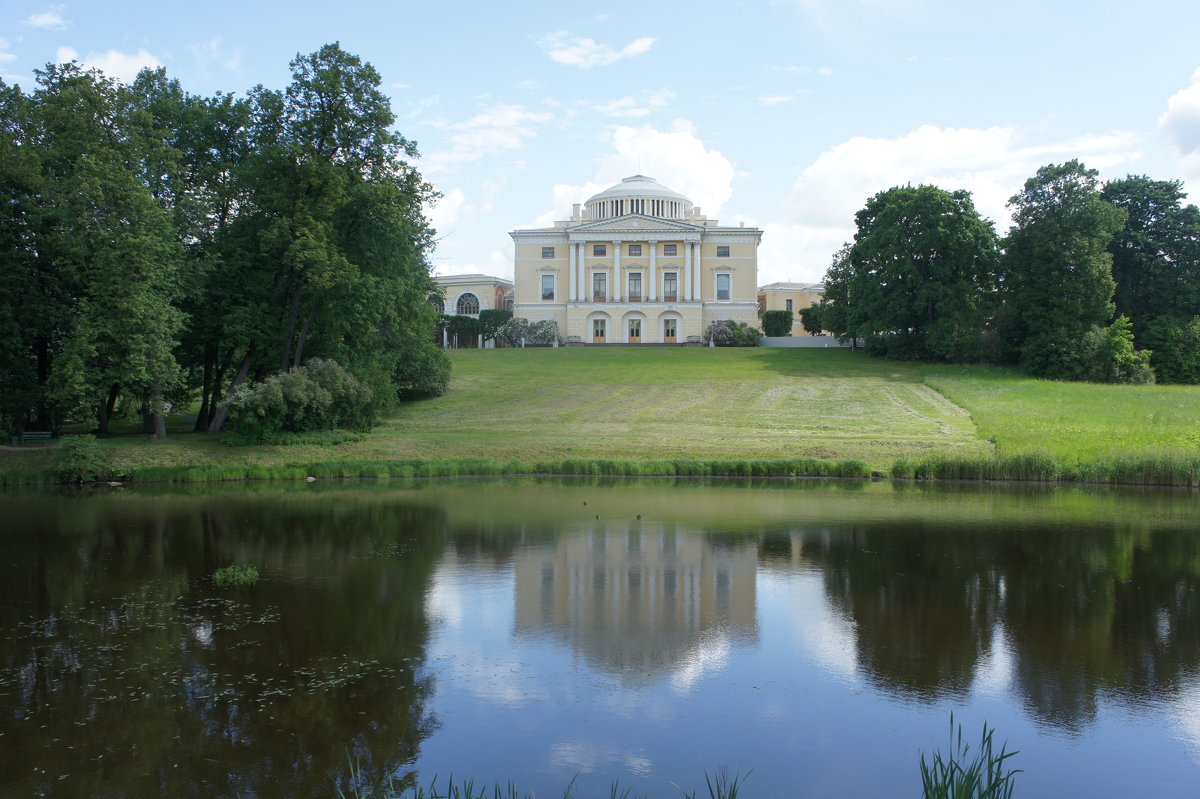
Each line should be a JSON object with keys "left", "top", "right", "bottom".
{"left": 195, "top": 343, "right": 215, "bottom": 432}
{"left": 97, "top": 398, "right": 110, "bottom": 434}
{"left": 105, "top": 382, "right": 120, "bottom": 421}
{"left": 292, "top": 303, "right": 318, "bottom": 368}
{"left": 207, "top": 341, "right": 257, "bottom": 433}
{"left": 280, "top": 284, "right": 304, "bottom": 372}
{"left": 152, "top": 411, "right": 166, "bottom": 441}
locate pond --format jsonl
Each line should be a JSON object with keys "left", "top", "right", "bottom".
{"left": 1, "top": 478, "right": 1198, "bottom": 797}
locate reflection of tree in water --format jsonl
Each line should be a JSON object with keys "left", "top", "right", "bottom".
{"left": 787, "top": 525, "right": 1001, "bottom": 702}
{"left": 511, "top": 521, "right": 760, "bottom": 683}
{"left": 787, "top": 518, "right": 1200, "bottom": 733}
{"left": 0, "top": 492, "right": 448, "bottom": 799}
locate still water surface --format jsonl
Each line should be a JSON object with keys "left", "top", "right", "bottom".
{"left": 2, "top": 478, "right": 1199, "bottom": 797}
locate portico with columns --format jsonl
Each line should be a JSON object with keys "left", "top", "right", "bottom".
{"left": 510, "top": 175, "right": 761, "bottom": 344}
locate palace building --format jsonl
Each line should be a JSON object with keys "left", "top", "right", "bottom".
{"left": 509, "top": 175, "right": 762, "bottom": 344}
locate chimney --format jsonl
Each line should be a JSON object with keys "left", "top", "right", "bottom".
{"left": 571, "top": 203, "right": 581, "bottom": 221}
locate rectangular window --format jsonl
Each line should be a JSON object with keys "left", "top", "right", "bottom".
{"left": 541, "top": 274, "right": 554, "bottom": 301}
{"left": 628, "top": 244, "right": 642, "bottom": 256}
{"left": 663, "top": 244, "right": 677, "bottom": 256}
{"left": 593, "top": 244, "right": 607, "bottom": 257}
{"left": 541, "top": 246, "right": 555, "bottom": 258}
{"left": 628, "top": 273, "right": 642, "bottom": 301}
{"left": 593, "top": 272, "right": 606, "bottom": 301}
{"left": 716, "top": 245, "right": 730, "bottom": 258}
{"left": 785, "top": 299, "right": 793, "bottom": 311}
{"left": 716, "top": 274, "right": 731, "bottom": 300}
{"left": 663, "top": 318, "right": 677, "bottom": 341}
{"left": 663, "top": 272, "right": 677, "bottom": 302}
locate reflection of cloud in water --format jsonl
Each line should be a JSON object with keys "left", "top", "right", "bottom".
{"left": 549, "top": 738, "right": 653, "bottom": 777}
{"left": 426, "top": 562, "right": 465, "bottom": 630}
{"left": 1170, "top": 678, "right": 1200, "bottom": 764}
{"left": 427, "top": 554, "right": 541, "bottom": 707}
{"left": 973, "top": 626, "right": 1014, "bottom": 697}
{"left": 670, "top": 630, "right": 730, "bottom": 694}
{"left": 770, "top": 570, "right": 859, "bottom": 682}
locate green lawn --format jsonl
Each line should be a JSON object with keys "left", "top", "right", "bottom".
{"left": 6, "top": 347, "right": 1200, "bottom": 481}
{"left": 925, "top": 365, "right": 1200, "bottom": 460}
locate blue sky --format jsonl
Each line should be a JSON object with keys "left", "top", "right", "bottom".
{"left": 4, "top": 0, "right": 1200, "bottom": 283}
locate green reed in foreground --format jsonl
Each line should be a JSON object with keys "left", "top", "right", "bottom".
{"left": 920, "top": 715, "right": 1021, "bottom": 799}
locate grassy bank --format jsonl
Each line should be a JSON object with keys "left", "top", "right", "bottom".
{"left": 4, "top": 347, "right": 1199, "bottom": 486}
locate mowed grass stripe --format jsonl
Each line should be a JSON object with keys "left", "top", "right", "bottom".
{"left": 377, "top": 348, "right": 989, "bottom": 466}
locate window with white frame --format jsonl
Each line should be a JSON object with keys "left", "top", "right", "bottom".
{"left": 786, "top": 299, "right": 793, "bottom": 311}
{"left": 593, "top": 272, "right": 607, "bottom": 301}
{"left": 663, "top": 272, "right": 678, "bottom": 301}
{"left": 716, "top": 245, "right": 730, "bottom": 258}
{"left": 593, "top": 244, "right": 607, "bottom": 256}
{"left": 628, "top": 273, "right": 642, "bottom": 301}
{"left": 457, "top": 292, "right": 480, "bottom": 315}
{"left": 716, "top": 274, "right": 730, "bottom": 301}
{"left": 628, "top": 244, "right": 642, "bottom": 256}
{"left": 663, "top": 243, "right": 677, "bottom": 256}
{"left": 541, "top": 274, "right": 555, "bottom": 300}
{"left": 541, "top": 246, "right": 554, "bottom": 258}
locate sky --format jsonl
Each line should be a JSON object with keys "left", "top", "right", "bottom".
{"left": 4, "top": 0, "right": 1200, "bottom": 284}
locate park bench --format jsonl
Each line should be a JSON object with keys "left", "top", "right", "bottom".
{"left": 11, "top": 431, "right": 53, "bottom": 446}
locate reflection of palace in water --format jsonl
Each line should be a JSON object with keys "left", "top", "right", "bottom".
{"left": 514, "top": 522, "right": 758, "bottom": 680}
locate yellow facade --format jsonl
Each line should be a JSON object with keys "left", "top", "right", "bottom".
{"left": 757, "top": 282, "right": 826, "bottom": 336}
{"left": 510, "top": 175, "right": 762, "bottom": 344}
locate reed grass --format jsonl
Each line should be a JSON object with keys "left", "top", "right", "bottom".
{"left": 337, "top": 761, "right": 750, "bottom": 799}
{"left": 919, "top": 715, "right": 1020, "bottom": 799}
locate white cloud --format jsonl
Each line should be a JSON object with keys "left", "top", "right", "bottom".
{"left": 25, "top": 9, "right": 68, "bottom": 29}
{"left": 539, "top": 31, "right": 655, "bottom": 68}
{"left": 187, "top": 37, "right": 243, "bottom": 73}
{"left": 528, "top": 120, "right": 736, "bottom": 229}
{"left": 759, "top": 124, "right": 1143, "bottom": 284}
{"left": 1160, "top": 67, "right": 1200, "bottom": 181}
{"left": 56, "top": 46, "right": 162, "bottom": 83}
{"left": 818, "top": 66, "right": 835, "bottom": 77}
{"left": 758, "top": 94, "right": 794, "bottom": 106}
{"left": 594, "top": 97, "right": 649, "bottom": 118}
{"left": 423, "top": 103, "right": 553, "bottom": 174}
{"left": 426, "top": 187, "right": 468, "bottom": 236}
{"left": 0, "top": 38, "right": 18, "bottom": 64}
{"left": 594, "top": 88, "right": 675, "bottom": 118}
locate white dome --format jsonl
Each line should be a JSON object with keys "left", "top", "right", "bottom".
{"left": 583, "top": 175, "right": 693, "bottom": 221}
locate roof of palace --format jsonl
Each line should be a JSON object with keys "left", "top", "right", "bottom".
{"left": 584, "top": 175, "right": 691, "bottom": 205}
{"left": 758, "top": 281, "right": 825, "bottom": 292}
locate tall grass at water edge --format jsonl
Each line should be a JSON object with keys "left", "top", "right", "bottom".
{"left": 890, "top": 451, "right": 1200, "bottom": 486}
{"left": 919, "top": 716, "right": 1021, "bottom": 799}
{"left": 0, "top": 456, "right": 872, "bottom": 486}
{"left": 337, "top": 763, "right": 749, "bottom": 799}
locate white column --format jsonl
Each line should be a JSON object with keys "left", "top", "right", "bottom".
{"left": 568, "top": 241, "right": 577, "bottom": 302}
{"left": 648, "top": 240, "right": 657, "bottom": 302}
{"left": 683, "top": 241, "right": 692, "bottom": 302}
{"left": 613, "top": 240, "right": 621, "bottom": 302}
{"left": 691, "top": 242, "right": 700, "bottom": 301}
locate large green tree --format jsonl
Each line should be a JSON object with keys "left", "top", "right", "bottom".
{"left": 1000, "top": 161, "right": 1128, "bottom": 378}
{"left": 3, "top": 64, "right": 185, "bottom": 435}
{"left": 805, "top": 185, "right": 1000, "bottom": 361}
{"left": 1102, "top": 175, "right": 1200, "bottom": 331}
{"left": 203, "top": 43, "right": 443, "bottom": 432}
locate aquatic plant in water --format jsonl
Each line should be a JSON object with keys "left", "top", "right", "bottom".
{"left": 920, "top": 715, "right": 1020, "bottom": 799}
{"left": 213, "top": 564, "right": 259, "bottom": 588}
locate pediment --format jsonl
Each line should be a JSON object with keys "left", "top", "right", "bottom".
{"left": 571, "top": 214, "right": 703, "bottom": 235}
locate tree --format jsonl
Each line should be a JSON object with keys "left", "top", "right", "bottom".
{"left": 204, "top": 43, "right": 440, "bottom": 432}
{"left": 1001, "top": 161, "right": 1127, "bottom": 377}
{"left": 800, "top": 245, "right": 852, "bottom": 342}
{"left": 478, "top": 308, "right": 513, "bottom": 343}
{"left": 815, "top": 186, "right": 1000, "bottom": 361}
{"left": 761, "top": 309, "right": 793, "bottom": 337}
{"left": 23, "top": 63, "right": 184, "bottom": 436}
{"left": 1102, "top": 175, "right": 1200, "bottom": 335}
